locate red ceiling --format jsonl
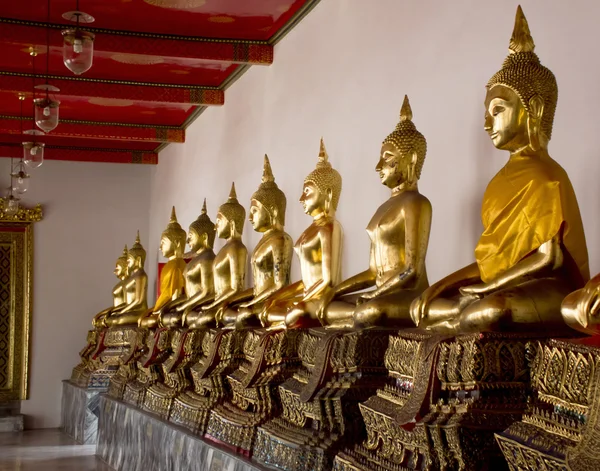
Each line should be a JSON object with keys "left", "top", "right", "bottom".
{"left": 0, "top": 0, "right": 319, "bottom": 164}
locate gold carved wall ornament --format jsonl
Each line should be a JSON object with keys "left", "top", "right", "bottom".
{"left": 0, "top": 201, "right": 42, "bottom": 401}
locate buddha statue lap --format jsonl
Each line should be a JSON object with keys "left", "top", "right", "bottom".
{"left": 168, "top": 184, "right": 248, "bottom": 433}
{"left": 410, "top": 6, "right": 589, "bottom": 335}
{"left": 260, "top": 139, "right": 343, "bottom": 330}
{"left": 142, "top": 201, "right": 217, "bottom": 418}
{"left": 204, "top": 155, "right": 296, "bottom": 452}
{"left": 320, "top": 96, "right": 432, "bottom": 329}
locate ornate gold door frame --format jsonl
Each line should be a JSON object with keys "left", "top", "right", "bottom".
{"left": 0, "top": 202, "right": 42, "bottom": 402}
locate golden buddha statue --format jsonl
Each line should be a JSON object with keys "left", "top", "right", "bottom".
{"left": 105, "top": 232, "right": 149, "bottom": 327}
{"left": 261, "top": 138, "right": 343, "bottom": 329}
{"left": 410, "top": 6, "right": 589, "bottom": 334}
{"left": 219, "top": 155, "right": 294, "bottom": 328}
{"left": 159, "top": 199, "right": 216, "bottom": 328}
{"left": 185, "top": 183, "right": 248, "bottom": 329}
{"left": 318, "top": 96, "right": 431, "bottom": 328}
{"left": 138, "top": 207, "right": 187, "bottom": 329}
{"left": 92, "top": 245, "right": 130, "bottom": 328}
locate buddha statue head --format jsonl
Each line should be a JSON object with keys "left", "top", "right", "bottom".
{"left": 114, "top": 244, "right": 129, "bottom": 280}
{"left": 378, "top": 95, "right": 427, "bottom": 189}
{"left": 216, "top": 183, "right": 246, "bottom": 239}
{"left": 128, "top": 231, "right": 147, "bottom": 270}
{"left": 250, "top": 154, "right": 286, "bottom": 232}
{"left": 301, "top": 138, "right": 342, "bottom": 218}
{"left": 485, "top": 6, "right": 557, "bottom": 153}
{"left": 160, "top": 206, "right": 186, "bottom": 259}
{"left": 188, "top": 199, "right": 216, "bottom": 252}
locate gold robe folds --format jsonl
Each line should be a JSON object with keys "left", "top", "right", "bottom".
{"left": 154, "top": 258, "right": 187, "bottom": 311}
{"left": 475, "top": 153, "right": 589, "bottom": 287}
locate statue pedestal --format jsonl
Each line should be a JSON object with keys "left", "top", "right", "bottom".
{"left": 497, "top": 336, "right": 600, "bottom": 471}
{"left": 60, "top": 380, "right": 101, "bottom": 444}
{"left": 253, "top": 327, "right": 391, "bottom": 471}
{"left": 335, "top": 331, "right": 545, "bottom": 471}
{"left": 205, "top": 328, "right": 302, "bottom": 455}
{"left": 169, "top": 328, "right": 242, "bottom": 434}
{"left": 142, "top": 328, "right": 199, "bottom": 420}
{"left": 96, "top": 394, "right": 262, "bottom": 471}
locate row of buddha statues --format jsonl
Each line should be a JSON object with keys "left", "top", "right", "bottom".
{"left": 74, "top": 6, "right": 600, "bottom": 471}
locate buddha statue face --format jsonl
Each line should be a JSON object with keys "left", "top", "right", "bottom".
{"left": 187, "top": 228, "right": 208, "bottom": 252}
{"left": 300, "top": 181, "right": 331, "bottom": 218}
{"left": 127, "top": 254, "right": 140, "bottom": 271}
{"left": 114, "top": 261, "right": 127, "bottom": 279}
{"left": 249, "top": 199, "right": 273, "bottom": 233}
{"left": 484, "top": 85, "right": 531, "bottom": 152}
{"left": 215, "top": 212, "right": 231, "bottom": 239}
{"left": 376, "top": 142, "right": 418, "bottom": 189}
{"left": 160, "top": 235, "right": 179, "bottom": 259}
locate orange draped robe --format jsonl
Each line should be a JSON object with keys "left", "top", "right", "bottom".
{"left": 474, "top": 153, "right": 589, "bottom": 287}
{"left": 153, "top": 258, "right": 187, "bottom": 311}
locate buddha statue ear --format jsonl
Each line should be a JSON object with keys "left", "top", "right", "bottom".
{"left": 271, "top": 207, "right": 279, "bottom": 226}
{"left": 407, "top": 150, "right": 418, "bottom": 183}
{"left": 325, "top": 188, "right": 333, "bottom": 215}
{"left": 527, "top": 94, "right": 545, "bottom": 151}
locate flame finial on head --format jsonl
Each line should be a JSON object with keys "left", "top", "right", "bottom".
{"left": 509, "top": 6, "right": 535, "bottom": 54}
{"left": 201, "top": 198, "right": 207, "bottom": 214}
{"left": 262, "top": 154, "right": 275, "bottom": 183}
{"left": 129, "top": 231, "right": 147, "bottom": 266}
{"left": 162, "top": 206, "right": 186, "bottom": 252}
{"left": 399, "top": 95, "right": 413, "bottom": 122}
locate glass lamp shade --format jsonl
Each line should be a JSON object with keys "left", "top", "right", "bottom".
{"left": 61, "top": 29, "right": 95, "bottom": 75}
{"left": 11, "top": 167, "right": 30, "bottom": 195}
{"left": 3, "top": 189, "right": 20, "bottom": 216}
{"left": 34, "top": 97, "right": 60, "bottom": 132}
{"left": 22, "top": 142, "right": 45, "bottom": 169}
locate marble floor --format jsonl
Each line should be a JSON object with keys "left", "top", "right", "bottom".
{"left": 0, "top": 429, "right": 113, "bottom": 471}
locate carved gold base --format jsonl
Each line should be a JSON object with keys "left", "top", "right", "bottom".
{"left": 167, "top": 328, "right": 243, "bottom": 434}
{"left": 253, "top": 327, "right": 392, "bottom": 471}
{"left": 204, "top": 329, "right": 302, "bottom": 454}
{"left": 336, "top": 331, "right": 550, "bottom": 471}
{"left": 496, "top": 337, "right": 600, "bottom": 471}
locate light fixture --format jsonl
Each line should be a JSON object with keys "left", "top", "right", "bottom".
{"left": 23, "top": 130, "right": 45, "bottom": 169}
{"left": 11, "top": 161, "right": 31, "bottom": 195}
{"left": 33, "top": 85, "right": 61, "bottom": 133}
{"left": 4, "top": 188, "right": 20, "bottom": 216}
{"left": 61, "top": 4, "right": 95, "bottom": 76}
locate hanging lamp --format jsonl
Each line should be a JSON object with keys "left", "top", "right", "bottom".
{"left": 23, "top": 49, "right": 45, "bottom": 168}
{"left": 13, "top": 94, "right": 31, "bottom": 194}
{"left": 61, "top": 1, "right": 95, "bottom": 75}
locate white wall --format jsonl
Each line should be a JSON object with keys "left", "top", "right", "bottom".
{"left": 6, "top": 160, "right": 152, "bottom": 429}
{"left": 149, "top": 0, "right": 600, "bottom": 288}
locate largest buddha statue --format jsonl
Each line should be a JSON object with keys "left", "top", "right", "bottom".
{"left": 410, "top": 6, "right": 589, "bottom": 334}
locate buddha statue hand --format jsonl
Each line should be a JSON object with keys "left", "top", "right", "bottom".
{"left": 214, "top": 303, "right": 229, "bottom": 327}
{"left": 410, "top": 284, "right": 446, "bottom": 327}
{"left": 315, "top": 286, "right": 336, "bottom": 325}
{"left": 575, "top": 283, "right": 600, "bottom": 329}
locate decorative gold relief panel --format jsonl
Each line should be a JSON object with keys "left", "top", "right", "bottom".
{"left": 0, "top": 202, "right": 42, "bottom": 401}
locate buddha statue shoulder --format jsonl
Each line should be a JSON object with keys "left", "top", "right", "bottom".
{"left": 160, "top": 199, "right": 216, "bottom": 328}
{"left": 261, "top": 138, "right": 343, "bottom": 329}
{"left": 410, "top": 6, "right": 589, "bottom": 334}
{"left": 139, "top": 207, "right": 187, "bottom": 329}
{"left": 220, "top": 155, "right": 294, "bottom": 328}
{"left": 320, "top": 96, "right": 432, "bottom": 329}
{"left": 105, "top": 232, "right": 150, "bottom": 327}
{"left": 185, "top": 183, "right": 248, "bottom": 329}
{"left": 92, "top": 244, "right": 129, "bottom": 328}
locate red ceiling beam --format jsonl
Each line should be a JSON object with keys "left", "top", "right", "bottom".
{"left": 0, "top": 73, "right": 224, "bottom": 106}
{"left": 0, "top": 144, "right": 158, "bottom": 165}
{"left": 0, "top": 117, "right": 184, "bottom": 144}
{"left": 0, "top": 21, "right": 273, "bottom": 66}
